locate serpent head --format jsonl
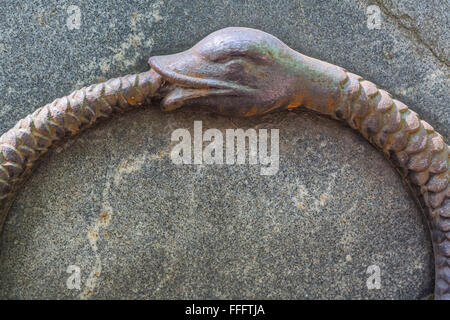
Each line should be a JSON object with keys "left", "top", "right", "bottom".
{"left": 148, "top": 27, "right": 305, "bottom": 117}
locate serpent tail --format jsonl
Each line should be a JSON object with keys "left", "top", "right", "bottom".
{"left": 0, "top": 69, "right": 162, "bottom": 229}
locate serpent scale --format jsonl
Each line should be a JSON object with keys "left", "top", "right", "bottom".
{"left": 0, "top": 27, "right": 448, "bottom": 299}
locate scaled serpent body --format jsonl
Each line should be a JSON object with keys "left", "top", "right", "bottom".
{"left": 0, "top": 27, "right": 448, "bottom": 299}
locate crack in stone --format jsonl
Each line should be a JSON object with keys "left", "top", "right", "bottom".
{"left": 372, "top": 0, "right": 449, "bottom": 69}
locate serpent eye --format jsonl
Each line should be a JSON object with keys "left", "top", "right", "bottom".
{"left": 213, "top": 55, "right": 234, "bottom": 64}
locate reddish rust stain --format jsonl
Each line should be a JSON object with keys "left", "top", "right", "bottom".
{"left": 287, "top": 94, "right": 303, "bottom": 109}
{"left": 245, "top": 106, "right": 259, "bottom": 117}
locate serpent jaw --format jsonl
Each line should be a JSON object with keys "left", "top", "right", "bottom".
{"left": 149, "top": 51, "right": 252, "bottom": 113}
{"left": 148, "top": 27, "right": 302, "bottom": 117}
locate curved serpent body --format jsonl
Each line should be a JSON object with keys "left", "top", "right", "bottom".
{"left": 328, "top": 70, "right": 450, "bottom": 299}
{"left": 0, "top": 70, "right": 162, "bottom": 227}
{"left": 0, "top": 27, "right": 448, "bottom": 299}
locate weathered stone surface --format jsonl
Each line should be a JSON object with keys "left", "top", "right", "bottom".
{"left": 0, "top": 0, "right": 447, "bottom": 299}
{"left": 0, "top": 108, "right": 434, "bottom": 299}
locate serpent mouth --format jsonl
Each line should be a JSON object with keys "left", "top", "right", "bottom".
{"left": 149, "top": 52, "right": 252, "bottom": 111}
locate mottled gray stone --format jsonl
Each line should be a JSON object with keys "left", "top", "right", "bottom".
{"left": 0, "top": 109, "right": 434, "bottom": 299}
{"left": 0, "top": 0, "right": 447, "bottom": 299}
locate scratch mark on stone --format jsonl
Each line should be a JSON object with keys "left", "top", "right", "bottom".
{"left": 372, "top": 0, "right": 449, "bottom": 69}
{"left": 293, "top": 164, "right": 349, "bottom": 212}
{"left": 80, "top": 176, "right": 112, "bottom": 299}
{"left": 113, "top": 153, "right": 147, "bottom": 187}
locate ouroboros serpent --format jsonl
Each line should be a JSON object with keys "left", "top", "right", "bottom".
{"left": 0, "top": 27, "right": 448, "bottom": 299}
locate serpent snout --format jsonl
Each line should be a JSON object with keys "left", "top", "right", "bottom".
{"left": 147, "top": 27, "right": 303, "bottom": 117}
